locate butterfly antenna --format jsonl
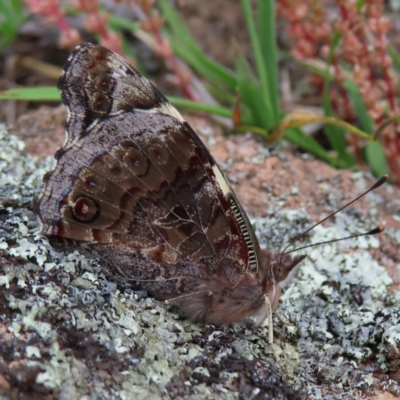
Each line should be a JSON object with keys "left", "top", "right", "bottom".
{"left": 284, "top": 226, "right": 384, "bottom": 254}
{"left": 282, "top": 175, "right": 388, "bottom": 254}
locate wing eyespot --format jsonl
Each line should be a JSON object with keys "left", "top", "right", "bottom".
{"left": 71, "top": 196, "right": 100, "bottom": 223}
{"left": 89, "top": 92, "right": 111, "bottom": 114}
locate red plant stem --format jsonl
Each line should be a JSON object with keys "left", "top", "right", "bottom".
{"left": 384, "top": 69, "right": 396, "bottom": 112}
{"left": 383, "top": 134, "right": 400, "bottom": 185}
{"left": 49, "top": 4, "right": 71, "bottom": 34}
{"left": 378, "top": 37, "right": 397, "bottom": 113}
{"left": 333, "top": 59, "right": 363, "bottom": 164}
{"left": 95, "top": 15, "right": 110, "bottom": 40}
{"left": 147, "top": 18, "right": 196, "bottom": 100}
{"left": 339, "top": 5, "right": 374, "bottom": 81}
{"left": 337, "top": 4, "right": 372, "bottom": 164}
{"left": 332, "top": 61, "right": 351, "bottom": 122}
{"left": 279, "top": 0, "right": 400, "bottom": 183}
{"left": 339, "top": 4, "right": 347, "bottom": 20}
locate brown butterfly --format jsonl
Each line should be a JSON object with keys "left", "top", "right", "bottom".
{"left": 35, "top": 43, "right": 311, "bottom": 329}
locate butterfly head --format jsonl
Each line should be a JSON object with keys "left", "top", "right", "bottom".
{"left": 259, "top": 251, "right": 306, "bottom": 312}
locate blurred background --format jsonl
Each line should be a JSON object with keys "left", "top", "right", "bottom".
{"left": 1, "top": 0, "right": 400, "bottom": 184}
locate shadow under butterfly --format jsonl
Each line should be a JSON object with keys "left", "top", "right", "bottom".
{"left": 35, "top": 43, "right": 387, "bottom": 357}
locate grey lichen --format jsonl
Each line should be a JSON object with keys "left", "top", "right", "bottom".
{"left": 0, "top": 124, "right": 399, "bottom": 399}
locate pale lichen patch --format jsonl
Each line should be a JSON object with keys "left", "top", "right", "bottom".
{"left": 1, "top": 123, "right": 399, "bottom": 398}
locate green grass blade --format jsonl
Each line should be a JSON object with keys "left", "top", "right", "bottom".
{"left": 300, "top": 59, "right": 362, "bottom": 98}
{"left": 0, "top": 0, "right": 26, "bottom": 50}
{"left": 169, "top": 96, "right": 254, "bottom": 124}
{"left": 387, "top": 45, "right": 400, "bottom": 72}
{"left": 158, "top": 0, "right": 198, "bottom": 47}
{"left": 306, "top": 49, "right": 386, "bottom": 174}
{"left": 322, "top": 32, "right": 354, "bottom": 167}
{"left": 350, "top": 91, "right": 389, "bottom": 177}
{"left": 349, "top": 90, "right": 373, "bottom": 135}
{"left": 108, "top": 13, "right": 138, "bottom": 32}
{"left": 235, "top": 54, "right": 270, "bottom": 129}
{"left": 169, "top": 34, "right": 237, "bottom": 89}
{"left": 363, "top": 142, "right": 389, "bottom": 177}
{"left": 284, "top": 128, "right": 334, "bottom": 164}
{"left": 240, "top": 0, "right": 275, "bottom": 127}
{"left": 258, "top": 0, "right": 279, "bottom": 122}
{"left": 73, "top": 0, "right": 238, "bottom": 89}
{"left": 160, "top": 0, "right": 237, "bottom": 89}
{"left": 0, "top": 87, "right": 60, "bottom": 101}
{"left": 158, "top": 0, "right": 198, "bottom": 48}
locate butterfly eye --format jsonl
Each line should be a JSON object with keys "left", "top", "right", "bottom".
{"left": 72, "top": 196, "right": 100, "bottom": 223}
{"left": 272, "top": 265, "right": 284, "bottom": 282}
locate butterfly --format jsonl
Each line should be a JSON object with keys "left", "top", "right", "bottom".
{"left": 36, "top": 43, "right": 305, "bottom": 328}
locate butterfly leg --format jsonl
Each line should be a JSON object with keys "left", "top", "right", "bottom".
{"left": 128, "top": 290, "right": 212, "bottom": 310}
{"left": 265, "top": 294, "right": 274, "bottom": 345}
{"left": 265, "top": 295, "right": 287, "bottom": 371}
{"left": 164, "top": 290, "right": 213, "bottom": 305}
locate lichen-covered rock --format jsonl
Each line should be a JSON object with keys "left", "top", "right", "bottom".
{"left": 0, "top": 122, "right": 399, "bottom": 399}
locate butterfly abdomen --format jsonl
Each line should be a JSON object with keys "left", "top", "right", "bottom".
{"left": 177, "top": 271, "right": 267, "bottom": 326}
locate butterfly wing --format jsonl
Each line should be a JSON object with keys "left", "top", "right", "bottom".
{"left": 36, "top": 43, "right": 261, "bottom": 288}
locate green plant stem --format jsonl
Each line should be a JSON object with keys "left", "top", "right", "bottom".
{"left": 308, "top": 116, "right": 371, "bottom": 140}
{"left": 374, "top": 113, "right": 400, "bottom": 140}
{"left": 259, "top": 0, "right": 279, "bottom": 122}
{"left": 234, "top": 124, "right": 269, "bottom": 140}
{"left": 240, "top": 0, "right": 274, "bottom": 125}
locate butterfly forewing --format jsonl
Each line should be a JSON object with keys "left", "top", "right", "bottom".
{"left": 37, "top": 43, "right": 261, "bottom": 289}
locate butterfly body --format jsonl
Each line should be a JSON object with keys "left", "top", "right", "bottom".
{"left": 36, "top": 43, "right": 304, "bottom": 326}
